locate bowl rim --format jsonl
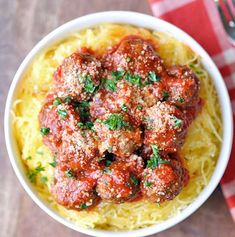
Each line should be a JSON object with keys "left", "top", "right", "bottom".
{"left": 4, "top": 11, "right": 233, "bottom": 237}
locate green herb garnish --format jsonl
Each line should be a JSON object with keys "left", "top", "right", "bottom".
{"left": 86, "top": 121, "right": 94, "bottom": 130}
{"left": 178, "top": 98, "right": 185, "bottom": 103}
{"left": 25, "top": 156, "right": 32, "bottom": 161}
{"left": 107, "top": 146, "right": 113, "bottom": 153}
{"left": 65, "top": 170, "right": 74, "bottom": 178}
{"left": 112, "top": 70, "right": 125, "bottom": 79}
{"left": 130, "top": 173, "right": 139, "bottom": 185}
{"left": 80, "top": 203, "right": 89, "bottom": 209}
{"left": 162, "top": 91, "right": 169, "bottom": 98}
{"left": 172, "top": 116, "right": 182, "bottom": 128}
{"left": 49, "top": 158, "right": 57, "bottom": 168}
{"left": 126, "top": 57, "right": 131, "bottom": 62}
{"left": 147, "top": 145, "right": 170, "bottom": 168}
{"left": 144, "top": 180, "right": 152, "bottom": 187}
{"left": 27, "top": 164, "right": 45, "bottom": 183}
{"left": 103, "top": 114, "right": 131, "bottom": 130}
{"left": 77, "top": 122, "right": 85, "bottom": 129}
{"left": 53, "top": 98, "right": 61, "bottom": 105}
{"left": 105, "top": 160, "right": 112, "bottom": 167}
{"left": 40, "top": 176, "right": 48, "bottom": 184}
{"left": 103, "top": 167, "right": 112, "bottom": 174}
{"left": 75, "top": 101, "right": 90, "bottom": 121}
{"left": 137, "top": 105, "right": 143, "bottom": 111}
{"left": 36, "top": 151, "right": 44, "bottom": 155}
{"left": 125, "top": 73, "right": 141, "bottom": 86}
{"left": 103, "top": 78, "right": 118, "bottom": 92}
{"left": 84, "top": 75, "right": 97, "bottom": 93}
{"left": 64, "top": 96, "right": 72, "bottom": 103}
{"left": 121, "top": 104, "right": 128, "bottom": 112}
{"left": 40, "top": 127, "right": 50, "bottom": 136}
{"left": 148, "top": 71, "right": 160, "bottom": 82}
{"left": 57, "top": 109, "right": 67, "bottom": 119}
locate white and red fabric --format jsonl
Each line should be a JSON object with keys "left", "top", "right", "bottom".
{"left": 148, "top": 0, "right": 235, "bottom": 222}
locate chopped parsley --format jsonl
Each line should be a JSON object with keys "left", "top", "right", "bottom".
{"left": 57, "top": 109, "right": 67, "bottom": 119}
{"left": 130, "top": 173, "right": 139, "bottom": 185}
{"left": 103, "top": 78, "right": 118, "bottom": 92}
{"left": 178, "top": 98, "right": 185, "bottom": 103}
{"left": 64, "top": 96, "right": 72, "bottom": 103}
{"left": 84, "top": 75, "right": 97, "bottom": 93}
{"left": 103, "top": 167, "right": 112, "bottom": 173}
{"left": 49, "top": 158, "right": 57, "bottom": 168}
{"left": 77, "top": 122, "right": 85, "bottom": 129}
{"left": 77, "top": 121, "right": 94, "bottom": 130}
{"left": 144, "top": 180, "right": 152, "bottom": 187}
{"left": 27, "top": 164, "right": 45, "bottom": 183}
{"left": 126, "top": 57, "right": 131, "bottom": 62}
{"left": 112, "top": 70, "right": 125, "bottom": 79}
{"left": 121, "top": 104, "right": 128, "bottom": 112}
{"left": 75, "top": 101, "right": 90, "bottom": 121}
{"left": 65, "top": 170, "right": 74, "bottom": 178}
{"left": 172, "top": 116, "right": 182, "bottom": 128}
{"left": 105, "top": 160, "right": 112, "bottom": 167}
{"left": 36, "top": 151, "right": 44, "bottom": 155}
{"left": 125, "top": 182, "right": 131, "bottom": 187}
{"left": 53, "top": 97, "right": 61, "bottom": 105}
{"left": 25, "top": 156, "right": 32, "bottom": 160}
{"left": 40, "top": 127, "right": 50, "bottom": 136}
{"left": 107, "top": 146, "right": 113, "bottom": 153}
{"left": 137, "top": 105, "right": 143, "bottom": 111}
{"left": 80, "top": 203, "right": 89, "bottom": 209}
{"left": 148, "top": 71, "right": 160, "bottom": 82}
{"left": 125, "top": 73, "right": 141, "bottom": 86}
{"left": 40, "top": 176, "right": 48, "bottom": 184}
{"left": 103, "top": 114, "right": 131, "bottom": 130}
{"left": 147, "top": 145, "right": 170, "bottom": 168}
{"left": 86, "top": 121, "right": 94, "bottom": 130}
{"left": 162, "top": 91, "right": 169, "bottom": 98}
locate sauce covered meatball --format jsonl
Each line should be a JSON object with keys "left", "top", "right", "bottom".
{"left": 39, "top": 98, "right": 80, "bottom": 153}
{"left": 141, "top": 156, "right": 189, "bottom": 203}
{"left": 166, "top": 66, "right": 200, "bottom": 107}
{"left": 94, "top": 113, "right": 142, "bottom": 157}
{"left": 96, "top": 156, "right": 144, "bottom": 203}
{"left": 144, "top": 102, "right": 188, "bottom": 153}
{"left": 52, "top": 164, "right": 102, "bottom": 210}
{"left": 104, "top": 35, "right": 164, "bottom": 83}
{"left": 54, "top": 50, "right": 102, "bottom": 101}
{"left": 58, "top": 128, "right": 101, "bottom": 171}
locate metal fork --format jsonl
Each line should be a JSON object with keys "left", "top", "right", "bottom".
{"left": 215, "top": 0, "right": 235, "bottom": 44}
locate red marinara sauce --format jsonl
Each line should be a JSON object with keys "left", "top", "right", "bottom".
{"left": 38, "top": 35, "right": 201, "bottom": 210}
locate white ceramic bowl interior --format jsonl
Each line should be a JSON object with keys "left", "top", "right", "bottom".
{"left": 4, "top": 11, "right": 233, "bottom": 237}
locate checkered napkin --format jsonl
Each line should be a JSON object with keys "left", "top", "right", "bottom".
{"left": 148, "top": 0, "right": 235, "bottom": 222}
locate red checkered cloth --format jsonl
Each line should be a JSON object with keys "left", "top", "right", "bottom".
{"left": 148, "top": 0, "right": 235, "bottom": 222}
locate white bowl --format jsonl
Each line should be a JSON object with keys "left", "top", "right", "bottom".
{"left": 4, "top": 11, "right": 233, "bottom": 237}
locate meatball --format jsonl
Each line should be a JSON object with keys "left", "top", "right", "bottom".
{"left": 38, "top": 99, "right": 80, "bottom": 152}
{"left": 58, "top": 128, "right": 102, "bottom": 171}
{"left": 104, "top": 35, "right": 164, "bottom": 84}
{"left": 90, "top": 80, "right": 146, "bottom": 126}
{"left": 53, "top": 50, "right": 102, "bottom": 101}
{"left": 141, "top": 157, "right": 189, "bottom": 203}
{"left": 96, "top": 159, "right": 142, "bottom": 203}
{"left": 94, "top": 113, "right": 142, "bottom": 157}
{"left": 144, "top": 102, "right": 188, "bottom": 153}
{"left": 115, "top": 154, "right": 144, "bottom": 178}
{"left": 166, "top": 66, "right": 200, "bottom": 107}
{"left": 52, "top": 165, "right": 102, "bottom": 210}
